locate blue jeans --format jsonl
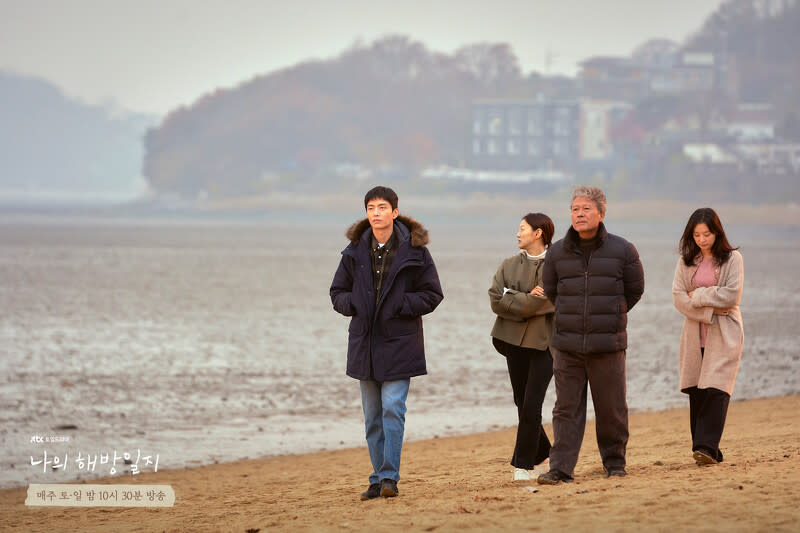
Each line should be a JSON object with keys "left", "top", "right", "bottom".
{"left": 359, "top": 379, "right": 410, "bottom": 483}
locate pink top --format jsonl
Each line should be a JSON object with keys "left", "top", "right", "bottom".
{"left": 693, "top": 256, "right": 716, "bottom": 348}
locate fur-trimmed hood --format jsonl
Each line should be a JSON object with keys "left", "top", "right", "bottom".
{"left": 345, "top": 215, "right": 430, "bottom": 247}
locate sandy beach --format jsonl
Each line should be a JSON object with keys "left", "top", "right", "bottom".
{"left": 2, "top": 394, "right": 798, "bottom": 532}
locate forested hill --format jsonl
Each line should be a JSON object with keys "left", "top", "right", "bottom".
{"left": 142, "top": 37, "right": 526, "bottom": 196}
{"left": 142, "top": 0, "right": 800, "bottom": 198}
{"left": 687, "top": 0, "right": 800, "bottom": 114}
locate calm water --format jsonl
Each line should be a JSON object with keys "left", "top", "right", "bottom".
{"left": 1, "top": 216, "right": 798, "bottom": 487}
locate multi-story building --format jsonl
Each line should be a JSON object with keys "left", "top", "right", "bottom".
{"left": 726, "top": 103, "right": 776, "bottom": 141}
{"left": 580, "top": 45, "right": 737, "bottom": 102}
{"left": 577, "top": 57, "right": 649, "bottom": 102}
{"left": 470, "top": 97, "right": 579, "bottom": 171}
{"left": 579, "top": 100, "right": 632, "bottom": 161}
{"left": 734, "top": 143, "right": 800, "bottom": 174}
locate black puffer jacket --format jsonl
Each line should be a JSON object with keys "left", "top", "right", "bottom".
{"left": 542, "top": 222, "right": 644, "bottom": 354}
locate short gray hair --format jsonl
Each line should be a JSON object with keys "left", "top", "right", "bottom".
{"left": 571, "top": 185, "right": 606, "bottom": 216}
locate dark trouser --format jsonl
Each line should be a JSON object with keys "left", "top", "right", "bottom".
{"left": 549, "top": 348, "right": 628, "bottom": 479}
{"left": 686, "top": 386, "right": 729, "bottom": 462}
{"left": 685, "top": 349, "right": 730, "bottom": 462}
{"left": 492, "top": 338, "right": 553, "bottom": 469}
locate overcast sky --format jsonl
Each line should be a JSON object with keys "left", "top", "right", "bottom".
{"left": 0, "top": 0, "right": 724, "bottom": 115}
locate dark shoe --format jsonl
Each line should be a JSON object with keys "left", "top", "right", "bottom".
{"left": 379, "top": 478, "right": 398, "bottom": 498}
{"left": 606, "top": 468, "right": 627, "bottom": 478}
{"left": 537, "top": 470, "right": 572, "bottom": 485}
{"left": 360, "top": 483, "right": 380, "bottom": 501}
{"left": 693, "top": 449, "right": 719, "bottom": 465}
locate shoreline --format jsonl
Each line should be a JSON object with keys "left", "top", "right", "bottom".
{"left": 1, "top": 197, "right": 799, "bottom": 226}
{"left": 2, "top": 394, "right": 798, "bottom": 532}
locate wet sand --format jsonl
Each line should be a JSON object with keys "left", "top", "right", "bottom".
{"left": 2, "top": 394, "right": 798, "bottom": 532}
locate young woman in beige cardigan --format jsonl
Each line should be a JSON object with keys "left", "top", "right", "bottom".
{"left": 672, "top": 208, "right": 743, "bottom": 465}
{"left": 489, "top": 213, "right": 556, "bottom": 481}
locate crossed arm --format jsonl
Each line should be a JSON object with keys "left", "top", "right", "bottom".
{"left": 672, "top": 253, "right": 742, "bottom": 323}
{"left": 488, "top": 265, "right": 554, "bottom": 321}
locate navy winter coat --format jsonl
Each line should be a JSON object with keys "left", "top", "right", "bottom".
{"left": 542, "top": 222, "right": 644, "bottom": 354}
{"left": 330, "top": 215, "right": 443, "bottom": 381}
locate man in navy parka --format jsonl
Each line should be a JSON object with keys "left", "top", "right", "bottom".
{"left": 330, "top": 186, "right": 443, "bottom": 500}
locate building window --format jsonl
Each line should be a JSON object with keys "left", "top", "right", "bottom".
{"left": 488, "top": 139, "right": 500, "bottom": 155}
{"left": 508, "top": 139, "right": 520, "bottom": 155}
{"left": 527, "top": 140, "right": 540, "bottom": 156}
{"left": 508, "top": 108, "right": 522, "bottom": 135}
{"left": 473, "top": 139, "right": 481, "bottom": 154}
{"left": 472, "top": 108, "right": 483, "bottom": 134}
{"left": 488, "top": 108, "right": 503, "bottom": 136}
{"left": 527, "top": 108, "right": 542, "bottom": 135}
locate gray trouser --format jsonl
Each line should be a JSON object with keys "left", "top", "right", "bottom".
{"left": 549, "top": 348, "right": 628, "bottom": 479}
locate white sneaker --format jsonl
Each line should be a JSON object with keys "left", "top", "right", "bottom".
{"left": 513, "top": 468, "right": 531, "bottom": 481}
{"left": 532, "top": 459, "right": 550, "bottom": 476}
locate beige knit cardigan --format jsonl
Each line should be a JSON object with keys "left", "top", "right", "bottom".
{"left": 672, "top": 250, "right": 744, "bottom": 395}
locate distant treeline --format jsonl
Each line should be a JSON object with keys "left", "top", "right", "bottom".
{"left": 143, "top": 37, "right": 534, "bottom": 197}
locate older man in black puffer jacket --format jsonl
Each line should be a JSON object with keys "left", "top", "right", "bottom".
{"left": 537, "top": 186, "right": 645, "bottom": 485}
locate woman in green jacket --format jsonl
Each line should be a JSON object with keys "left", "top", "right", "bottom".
{"left": 488, "top": 213, "right": 555, "bottom": 482}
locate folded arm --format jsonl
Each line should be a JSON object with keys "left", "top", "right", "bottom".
{"left": 672, "top": 259, "right": 713, "bottom": 324}
{"left": 690, "top": 252, "right": 743, "bottom": 309}
{"left": 489, "top": 264, "right": 553, "bottom": 321}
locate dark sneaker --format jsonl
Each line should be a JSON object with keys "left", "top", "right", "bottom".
{"left": 693, "top": 449, "right": 719, "bottom": 465}
{"left": 379, "top": 478, "right": 399, "bottom": 498}
{"left": 606, "top": 468, "right": 627, "bottom": 478}
{"left": 537, "top": 470, "right": 572, "bottom": 485}
{"left": 360, "top": 483, "right": 381, "bottom": 501}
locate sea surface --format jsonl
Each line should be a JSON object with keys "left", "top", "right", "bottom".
{"left": 1, "top": 214, "right": 798, "bottom": 488}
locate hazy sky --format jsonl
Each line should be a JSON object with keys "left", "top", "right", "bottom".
{"left": 1, "top": 0, "right": 724, "bottom": 115}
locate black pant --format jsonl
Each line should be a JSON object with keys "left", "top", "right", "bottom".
{"left": 686, "top": 386, "right": 730, "bottom": 462}
{"left": 549, "top": 348, "right": 628, "bottom": 479}
{"left": 684, "top": 348, "right": 731, "bottom": 462}
{"left": 492, "top": 338, "right": 553, "bottom": 469}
